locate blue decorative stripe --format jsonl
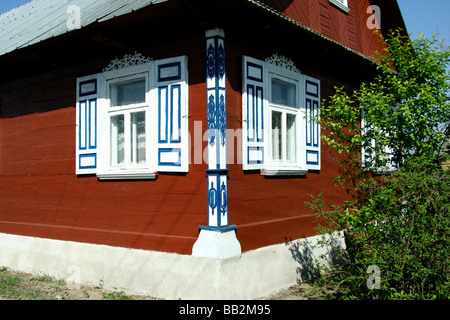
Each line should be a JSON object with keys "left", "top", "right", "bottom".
{"left": 306, "top": 150, "right": 319, "bottom": 165}
{"left": 305, "top": 77, "right": 321, "bottom": 169}
{"left": 205, "top": 30, "right": 230, "bottom": 230}
{"left": 306, "top": 98, "right": 311, "bottom": 147}
{"left": 199, "top": 225, "right": 237, "bottom": 232}
{"left": 207, "top": 174, "right": 219, "bottom": 223}
{"left": 207, "top": 43, "right": 216, "bottom": 80}
{"left": 306, "top": 98, "right": 320, "bottom": 147}
{"left": 246, "top": 84, "right": 264, "bottom": 143}
{"left": 170, "top": 84, "right": 182, "bottom": 143}
{"left": 207, "top": 93, "right": 216, "bottom": 146}
{"left": 207, "top": 172, "right": 229, "bottom": 228}
{"left": 158, "top": 148, "right": 182, "bottom": 167}
{"left": 220, "top": 180, "right": 228, "bottom": 217}
{"left": 248, "top": 147, "right": 264, "bottom": 165}
{"left": 79, "top": 154, "right": 97, "bottom": 169}
{"left": 247, "top": 84, "right": 254, "bottom": 142}
{"left": 206, "top": 37, "right": 226, "bottom": 81}
{"left": 158, "top": 62, "right": 181, "bottom": 82}
{"left": 79, "top": 100, "right": 87, "bottom": 150}
{"left": 79, "top": 79, "right": 97, "bottom": 97}
{"left": 208, "top": 180, "right": 218, "bottom": 213}
{"left": 217, "top": 43, "right": 225, "bottom": 80}
{"left": 218, "top": 93, "right": 226, "bottom": 146}
{"left": 88, "top": 99, "right": 97, "bottom": 149}
{"left": 306, "top": 98, "right": 320, "bottom": 149}
{"left": 312, "top": 100, "right": 319, "bottom": 147}
{"left": 79, "top": 99, "right": 97, "bottom": 151}
{"left": 247, "top": 62, "right": 263, "bottom": 82}
{"left": 158, "top": 86, "right": 169, "bottom": 143}
{"left": 256, "top": 86, "right": 264, "bottom": 142}
{"left": 305, "top": 80, "right": 319, "bottom": 98}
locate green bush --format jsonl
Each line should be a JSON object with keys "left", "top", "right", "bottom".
{"left": 308, "top": 157, "right": 449, "bottom": 299}
{"left": 306, "top": 30, "right": 450, "bottom": 300}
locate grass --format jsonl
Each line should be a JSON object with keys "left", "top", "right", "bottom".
{"left": 0, "top": 267, "right": 153, "bottom": 300}
{"left": 0, "top": 267, "right": 60, "bottom": 300}
{"left": 0, "top": 266, "right": 334, "bottom": 300}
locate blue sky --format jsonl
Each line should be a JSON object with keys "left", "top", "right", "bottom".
{"left": 397, "top": 0, "right": 450, "bottom": 43}
{"left": 0, "top": 0, "right": 31, "bottom": 15}
{"left": 0, "top": 0, "right": 449, "bottom": 43}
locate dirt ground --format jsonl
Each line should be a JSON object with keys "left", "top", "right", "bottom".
{"left": 64, "top": 282, "right": 320, "bottom": 300}
{"left": 0, "top": 268, "right": 324, "bottom": 300}
{"left": 258, "top": 283, "right": 330, "bottom": 300}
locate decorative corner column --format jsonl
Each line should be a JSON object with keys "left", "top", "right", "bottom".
{"left": 192, "top": 28, "right": 241, "bottom": 259}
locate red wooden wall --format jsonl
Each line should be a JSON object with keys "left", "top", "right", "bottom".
{"left": 0, "top": 1, "right": 396, "bottom": 255}
{"left": 225, "top": 37, "right": 354, "bottom": 252}
{"left": 0, "top": 32, "right": 208, "bottom": 255}
{"left": 258, "top": 0, "right": 388, "bottom": 58}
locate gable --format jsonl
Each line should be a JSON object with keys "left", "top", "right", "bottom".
{"left": 251, "top": 0, "right": 407, "bottom": 58}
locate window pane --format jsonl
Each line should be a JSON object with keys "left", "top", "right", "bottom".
{"left": 272, "top": 111, "right": 282, "bottom": 161}
{"left": 111, "top": 115, "right": 125, "bottom": 166}
{"left": 131, "top": 111, "right": 146, "bottom": 165}
{"left": 271, "top": 78, "right": 296, "bottom": 108}
{"left": 111, "top": 79, "right": 145, "bottom": 107}
{"left": 286, "top": 114, "right": 297, "bottom": 162}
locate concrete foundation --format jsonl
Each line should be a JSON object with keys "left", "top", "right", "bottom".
{"left": 0, "top": 232, "right": 346, "bottom": 300}
{"left": 192, "top": 228, "right": 242, "bottom": 259}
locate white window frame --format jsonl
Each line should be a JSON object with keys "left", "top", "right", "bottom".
{"left": 329, "top": 0, "right": 350, "bottom": 13}
{"left": 242, "top": 55, "right": 321, "bottom": 176}
{"left": 97, "top": 63, "right": 157, "bottom": 180}
{"left": 361, "top": 108, "right": 398, "bottom": 173}
{"left": 261, "top": 63, "right": 309, "bottom": 176}
{"left": 267, "top": 66, "right": 304, "bottom": 171}
{"left": 76, "top": 55, "right": 189, "bottom": 178}
{"left": 107, "top": 73, "right": 150, "bottom": 169}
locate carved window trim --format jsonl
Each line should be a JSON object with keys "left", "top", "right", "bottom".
{"left": 103, "top": 52, "right": 153, "bottom": 73}
{"left": 265, "top": 53, "right": 301, "bottom": 74}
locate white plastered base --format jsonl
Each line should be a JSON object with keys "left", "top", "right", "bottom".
{"left": 192, "top": 229, "right": 242, "bottom": 259}
{"left": 0, "top": 231, "right": 345, "bottom": 300}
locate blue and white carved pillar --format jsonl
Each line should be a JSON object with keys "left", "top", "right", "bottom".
{"left": 192, "top": 28, "right": 241, "bottom": 259}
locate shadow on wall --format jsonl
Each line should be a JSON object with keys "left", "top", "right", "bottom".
{"left": 285, "top": 232, "right": 348, "bottom": 283}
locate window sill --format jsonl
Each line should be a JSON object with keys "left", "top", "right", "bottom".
{"left": 260, "top": 168, "right": 307, "bottom": 176}
{"left": 97, "top": 171, "right": 158, "bottom": 180}
{"left": 329, "top": 0, "right": 350, "bottom": 13}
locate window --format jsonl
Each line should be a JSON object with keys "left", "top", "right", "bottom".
{"left": 361, "top": 108, "right": 398, "bottom": 172}
{"left": 269, "top": 74, "right": 300, "bottom": 166}
{"left": 329, "top": 0, "right": 350, "bottom": 13}
{"left": 108, "top": 76, "right": 148, "bottom": 169}
{"left": 76, "top": 55, "right": 189, "bottom": 179}
{"left": 242, "top": 55, "right": 321, "bottom": 175}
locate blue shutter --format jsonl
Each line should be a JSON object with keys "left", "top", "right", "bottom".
{"left": 242, "top": 56, "right": 266, "bottom": 170}
{"left": 155, "top": 56, "right": 189, "bottom": 172}
{"left": 76, "top": 74, "right": 100, "bottom": 175}
{"left": 304, "top": 75, "right": 321, "bottom": 170}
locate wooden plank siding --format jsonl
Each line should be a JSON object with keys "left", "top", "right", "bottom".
{"left": 225, "top": 29, "right": 357, "bottom": 252}
{"left": 258, "top": 0, "right": 388, "bottom": 58}
{"left": 0, "top": 26, "right": 208, "bottom": 255}
{"left": 0, "top": 0, "right": 402, "bottom": 255}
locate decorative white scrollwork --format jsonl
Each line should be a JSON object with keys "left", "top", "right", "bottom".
{"left": 103, "top": 52, "right": 153, "bottom": 72}
{"left": 265, "top": 53, "right": 300, "bottom": 74}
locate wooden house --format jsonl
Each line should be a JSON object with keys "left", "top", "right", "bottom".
{"left": 0, "top": 0, "right": 407, "bottom": 299}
